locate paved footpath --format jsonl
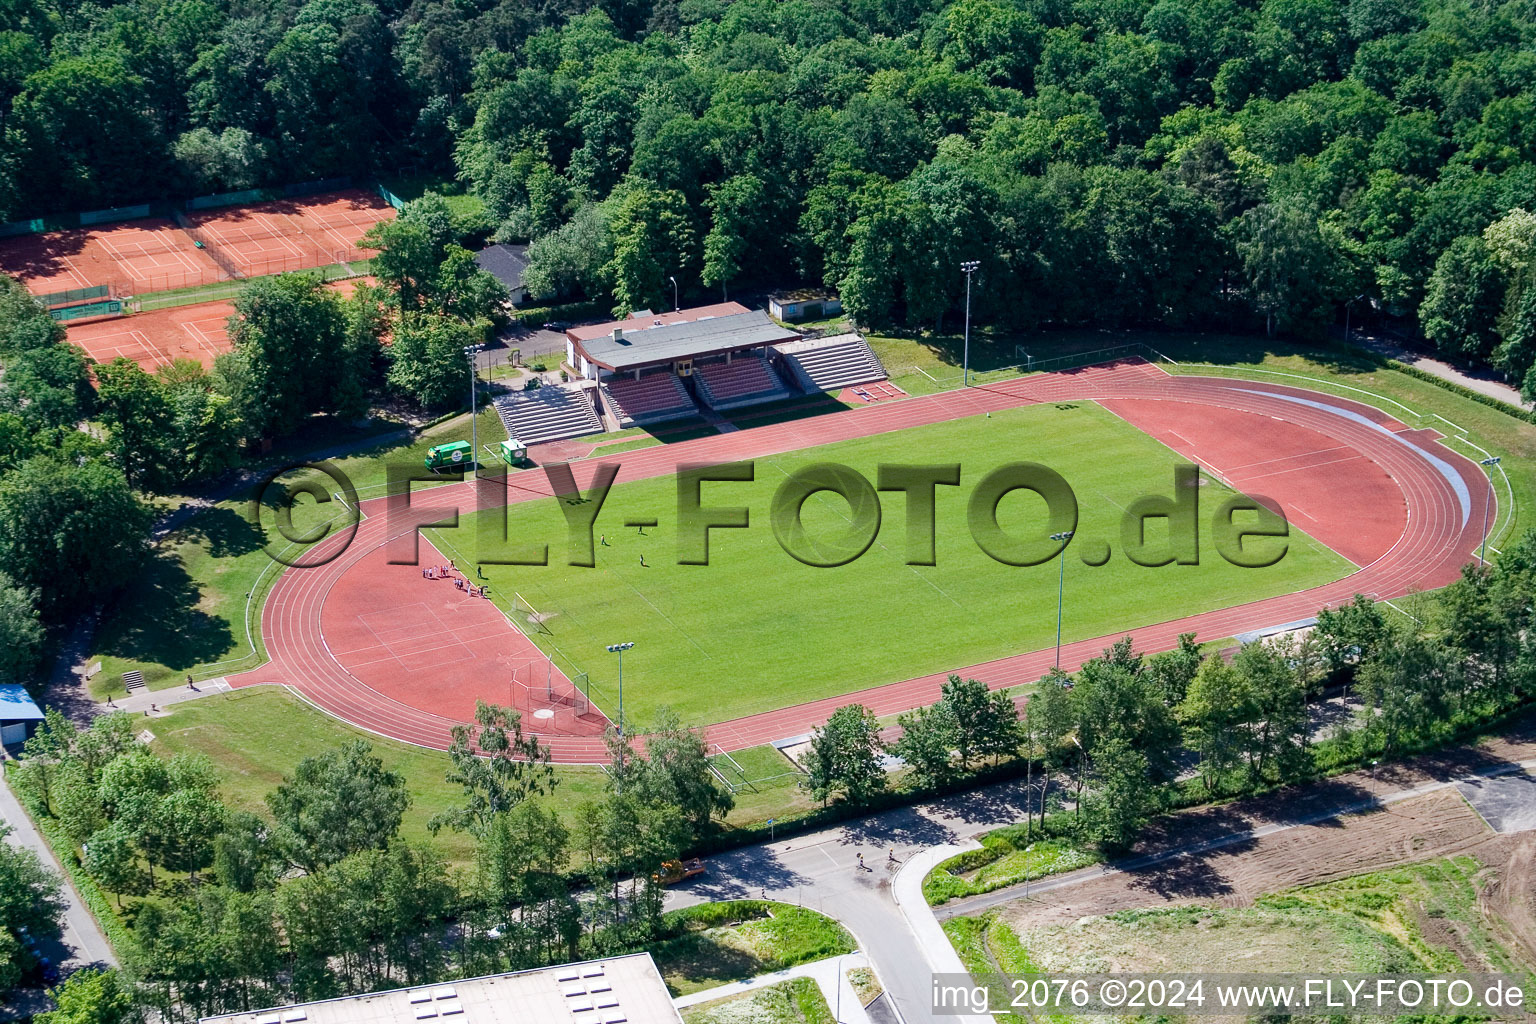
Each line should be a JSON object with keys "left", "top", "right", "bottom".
{"left": 671, "top": 952, "right": 874, "bottom": 1023}
{"left": 0, "top": 771, "right": 116, "bottom": 978}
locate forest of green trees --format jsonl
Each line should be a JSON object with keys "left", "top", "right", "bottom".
{"left": 4, "top": 0, "right": 1536, "bottom": 379}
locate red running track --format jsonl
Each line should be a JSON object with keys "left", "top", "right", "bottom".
{"left": 229, "top": 360, "right": 1488, "bottom": 761}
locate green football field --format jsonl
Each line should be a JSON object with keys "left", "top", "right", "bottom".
{"left": 429, "top": 402, "right": 1352, "bottom": 726}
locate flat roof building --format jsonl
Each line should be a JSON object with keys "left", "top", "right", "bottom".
{"left": 201, "top": 955, "right": 681, "bottom": 1024}
{"left": 0, "top": 683, "right": 44, "bottom": 746}
{"left": 566, "top": 303, "right": 801, "bottom": 377}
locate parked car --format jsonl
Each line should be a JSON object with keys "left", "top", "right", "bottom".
{"left": 542, "top": 320, "right": 571, "bottom": 331}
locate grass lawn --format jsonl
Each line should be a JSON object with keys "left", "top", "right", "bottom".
{"left": 147, "top": 688, "right": 607, "bottom": 865}
{"left": 436, "top": 401, "right": 1350, "bottom": 726}
{"left": 655, "top": 902, "right": 854, "bottom": 996}
{"left": 88, "top": 496, "right": 349, "bottom": 698}
{"left": 924, "top": 834, "right": 1098, "bottom": 905}
{"left": 680, "top": 977, "right": 834, "bottom": 1024}
{"left": 134, "top": 262, "right": 373, "bottom": 311}
{"left": 144, "top": 687, "right": 810, "bottom": 865}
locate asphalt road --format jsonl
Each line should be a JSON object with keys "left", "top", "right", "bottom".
{"left": 667, "top": 780, "right": 1037, "bottom": 1023}
{"left": 0, "top": 771, "right": 117, "bottom": 984}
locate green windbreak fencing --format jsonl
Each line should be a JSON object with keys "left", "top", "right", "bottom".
{"left": 187, "top": 188, "right": 265, "bottom": 211}
{"left": 285, "top": 177, "right": 351, "bottom": 197}
{"left": 50, "top": 299, "right": 123, "bottom": 321}
{"left": 0, "top": 218, "right": 44, "bottom": 238}
{"left": 376, "top": 184, "right": 405, "bottom": 210}
{"left": 39, "top": 284, "right": 109, "bottom": 306}
{"left": 80, "top": 203, "right": 151, "bottom": 226}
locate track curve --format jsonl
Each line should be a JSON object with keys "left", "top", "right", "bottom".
{"left": 229, "top": 361, "right": 1489, "bottom": 761}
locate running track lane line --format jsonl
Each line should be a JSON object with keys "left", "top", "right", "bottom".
{"left": 228, "top": 363, "right": 1486, "bottom": 761}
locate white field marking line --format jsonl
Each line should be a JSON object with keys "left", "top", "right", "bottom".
{"left": 1432, "top": 412, "right": 1468, "bottom": 434}
{"left": 444, "top": 535, "right": 605, "bottom": 715}
{"left": 57, "top": 255, "right": 93, "bottom": 288}
{"left": 763, "top": 454, "right": 965, "bottom": 610}
{"left": 1183, "top": 365, "right": 1424, "bottom": 422}
{"left": 1443, "top": 433, "right": 1516, "bottom": 549}
{"left": 108, "top": 328, "right": 168, "bottom": 368}
{"left": 217, "top": 503, "right": 365, "bottom": 671}
{"left": 605, "top": 554, "right": 714, "bottom": 657}
{"left": 1221, "top": 442, "right": 1355, "bottom": 474}
{"left": 180, "top": 319, "right": 216, "bottom": 356}
{"left": 201, "top": 221, "right": 236, "bottom": 247}
{"left": 269, "top": 232, "right": 306, "bottom": 258}
{"left": 164, "top": 246, "right": 200, "bottom": 272}
{"left": 95, "top": 234, "right": 125, "bottom": 260}
{"left": 1231, "top": 451, "right": 1371, "bottom": 485}
{"left": 421, "top": 526, "right": 594, "bottom": 685}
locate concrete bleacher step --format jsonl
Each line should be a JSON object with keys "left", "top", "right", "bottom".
{"left": 492, "top": 386, "right": 602, "bottom": 444}
{"left": 775, "top": 335, "right": 888, "bottom": 394}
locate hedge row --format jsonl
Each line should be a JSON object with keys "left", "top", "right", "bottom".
{"left": 1386, "top": 358, "right": 1536, "bottom": 426}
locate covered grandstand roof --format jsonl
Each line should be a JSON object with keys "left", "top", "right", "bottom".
{"left": 567, "top": 302, "right": 749, "bottom": 342}
{"left": 572, "top": 307, "right": 801, "bottom": 371}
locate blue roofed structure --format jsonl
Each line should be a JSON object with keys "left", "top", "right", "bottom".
{"left": 0, "top": 683, "right": 44, "bottom": 745}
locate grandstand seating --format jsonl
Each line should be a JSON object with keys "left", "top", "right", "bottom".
{"left": 774, "top": 334, "right": 887, "bottom": 393}
{"left": 692, "top": 356, "right": 792, "bottom": 411}
{"left": 491, "top": 384, "right": 602, "bottom": 444}
{"left": 602, "top": 372, "right": 698, "bottom": 424}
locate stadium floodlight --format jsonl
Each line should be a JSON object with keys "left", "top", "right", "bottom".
{"left": 1479, "top": 456, "right": 1502, "bottom": 565}
{"left": 1050, "top": 530, "right": 1074, "bottom": 669}
{"left": 464, "top": 344, "right": 486, "bottom": 478}
{"left": 961, "top": 260, "right": 981, "bottom": 387}
{"left": 606, "top": 641, "right": 635, "bottom": 735}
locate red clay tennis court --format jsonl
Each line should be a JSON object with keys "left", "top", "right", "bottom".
{"left": 67, "top": 299, "right": 235, "bottom": 370}
{"left": 0, "top": 218, "right": 227, "bottom": 296}
{"left": 66, "top": 276, "right": 378, "bottom": 372}
{"left": 0, "top": 189, "right": 396, "bottom": 297}
{"left": 182, "top": 188, "right": 395, "bottom": 278}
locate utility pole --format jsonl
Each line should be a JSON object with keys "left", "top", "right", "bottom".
{"left": 464, "top": 343, "right": 485, "bottom": 476}
{"left": 961, "top": 260, "right": 980, "bottom": 386}
{"left": 1051, "top": 530, "right": 1074, "bottom": 668}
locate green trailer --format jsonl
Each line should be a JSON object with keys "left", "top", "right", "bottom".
{"left": 498, "top": 438, "right": 529, "bottom": 466}
{"left": 424, "top": 440, "right": 473, "bottom": 471}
